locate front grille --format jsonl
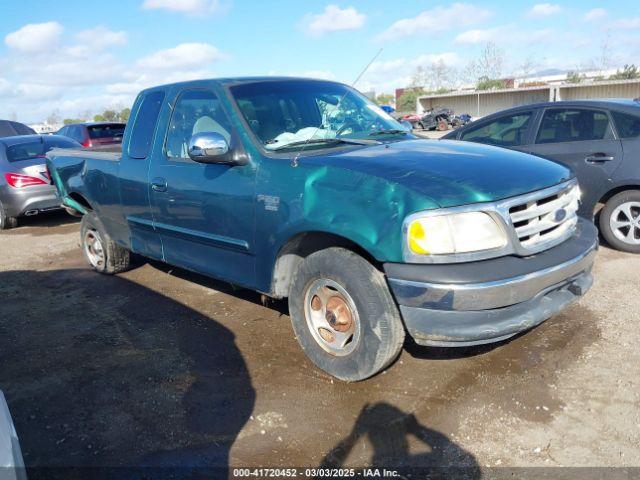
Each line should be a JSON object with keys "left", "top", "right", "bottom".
{"left": 508, "top": 182, "right": 580, "bottom": 250}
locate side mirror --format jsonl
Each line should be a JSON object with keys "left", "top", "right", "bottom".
{"left": 188, "top": 132, "right": 230, "bottom": 163}
{"left": 400, "top": 120, "right": 413, "bottom": 132}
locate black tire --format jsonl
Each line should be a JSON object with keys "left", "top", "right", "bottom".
{"left": 599, "top": 190, "right": 640, "bottom": 253}
{"left": 0, "top": 205, "right": 18, "bottom": 230}
{"left": 288, "top": 247, "right": 405, "bottom": 382}
{"left": 80, "top": 213, "right": 131, "bottom": 274}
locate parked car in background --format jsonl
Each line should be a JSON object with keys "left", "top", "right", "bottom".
{"left": 57, "top": 122, "right": 126, "bottom": 148}
{"left": 47, "top": 77, "right": 596, "bottom": 381}
{"left": 443, "top": 100, "right": 640, "bottom": 252}
{"left": 380, "top": 105, "right": 395, "bottom": 114}
{"left": 0, "top": 120, "right": 36, "bottom": 138}
{"left": 0, "top": 135, "right": 81, "bottom": 229}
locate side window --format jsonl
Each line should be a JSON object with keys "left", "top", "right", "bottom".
{"left": 536, "top": 109, "right": 614, "bottom": 144}
{"left": 460, "top": 112, "right": 532, "bottom": 147}
{"left": 128, "top": 91, "right": 165, "bottom": 160}
{"left": 612, "top": 111, "right": 640, "bottom": 139}
{"left": 71, "top": 126, "right": 85, "bottom": 142}
{"left": 165, "top": 89, "right": 232, "bottom": 159}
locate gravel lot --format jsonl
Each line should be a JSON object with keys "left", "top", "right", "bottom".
{"left": 0, "top": 212, "right": 639, "bottom": 476}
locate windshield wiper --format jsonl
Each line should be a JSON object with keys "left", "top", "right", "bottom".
{"left": 270, "top": 137, "right": 379, "bottom": 151}
{"left": 368, "top": 129, "right": 408, "bottom": 137}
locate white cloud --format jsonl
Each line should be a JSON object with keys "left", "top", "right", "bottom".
{"left": 455, "top": 25, "right": 553, "bottom": 45}
{"left": 299, "top": 70, "right": 337, "bottom": 80}
{"left": 4, "top": 21, "right": 64, "bottom": 54}
{"left": 302, "top": 5, "right": 366, "bottom": 37}
{"left": 137, "top": 42, "right": 225, "bottom": 71}
{"left": 141, "top": 0, "right": 227, "bottom": 15}
{"left": 616, "top": 17, "right": 640, "bottom": 29}
{"left": 75, "top": 26, "right": 127, "bottom": 51}
{"left": 527, "top": 3, "right": 562, "bottom": 18}
{"left": 584, "top": 8, "right": 607, "bottom": 22}
{"left": 454, "top": 27, "right": 503, "bottom": 44}
{"left": 378, "top": 3, "right": 490, "bottom": 41}
{"left": 411, "top": 52, "right": 462, "bottom": 68}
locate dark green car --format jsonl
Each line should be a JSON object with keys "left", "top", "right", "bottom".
{"left": 47, "top": 78, "right": 598, "bottom": 381}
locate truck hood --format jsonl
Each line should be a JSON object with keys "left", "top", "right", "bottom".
{"left": 317, "top": 139, "right": 573, "bottom": 208}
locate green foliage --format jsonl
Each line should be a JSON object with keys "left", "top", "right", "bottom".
{"left": 374, "top": 93, "right": 394, "bottom": 106}
{"left": 93, "top": 107, "right": 131, "bottom": 123}
{"left": 476, "top": 77, "right": 505, "bottom": 91}
{"left": 566, "top": 71, "right": 585, "bottom": 84}
{"left": 63, "top": 118, "right": 84, "bottom": 125}
{"left": 397, "top": 89, "right": 424, "bottom": 112}
{"left": 610, "top": 64, "right": 639, "bottom": 80}
{"left": 119, "top": 108, "right": 131, "bottom": 122}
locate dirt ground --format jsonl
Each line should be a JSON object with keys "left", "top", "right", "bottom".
{"left": 0, "top": 212, "right": 639, "bottom": 477}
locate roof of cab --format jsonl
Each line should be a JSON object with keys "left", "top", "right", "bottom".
{"left": 139, "top": 76, "right": 346, "bottom": 94}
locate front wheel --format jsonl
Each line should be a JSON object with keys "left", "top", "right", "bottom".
{"left": 600, "top": 190, "right": 640, "bottom": 253}
{"left": 81, "top": 213, "right": 131, "bottom": 273}
{"left": 288, "top": 248, "right": 405, "bottom": 381}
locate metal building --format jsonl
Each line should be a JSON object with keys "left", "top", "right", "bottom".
{"left": 416, "top": 78, "right": 640, "bottom": 118}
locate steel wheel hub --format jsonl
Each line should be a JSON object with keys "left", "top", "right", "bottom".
{"left": 610, "top": 201, "right": 640, "bottom": 245}
{"left": 304, "top": 279, "right": 360, "bottom": 356}
{"left": 84, "top": 230, "right": 105, "bottom": 268}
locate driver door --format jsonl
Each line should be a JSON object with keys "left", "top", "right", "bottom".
{"left": 148, "top": 87, "right": 257, "bottom": 287}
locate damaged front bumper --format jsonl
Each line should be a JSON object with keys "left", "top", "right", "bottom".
{"left": 385, "top": 219, "right": 598, "bottom": 347}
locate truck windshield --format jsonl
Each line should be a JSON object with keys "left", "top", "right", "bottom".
{"left": 230, "top": 80, "right": 406, "bottom": 151}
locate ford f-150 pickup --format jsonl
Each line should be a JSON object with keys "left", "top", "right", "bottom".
{"left": 47, "top": 78, "right": 597, "bottom": 381}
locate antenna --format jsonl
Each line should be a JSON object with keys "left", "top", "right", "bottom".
{"left": 291, "top": 48, "right": 384, "bottom": 167}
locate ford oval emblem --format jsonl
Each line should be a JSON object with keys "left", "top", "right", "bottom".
{"left": 554, "top": 208, "right": 567, "bottom": 222}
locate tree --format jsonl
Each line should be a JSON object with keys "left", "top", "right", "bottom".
{"left": 46, "top": 109, "right": 61, "bottom": 125}
{"left": 518, "top": 54, "right": 540, "bottom": 81}
{"left": 374, "top": 94, "right": 394, "bottom": 106}
{"left": 397, "top": 88, "right": 424, "bottom": 112}
{"left": 610, "top": 64, "right": 639, "bottom": 80}
{"left": 466, "top": 42, "right": 505, "bottom": 85}
{"left": 410, "top": 59, "right": 459, "bottom": 92}
{"left": 476, "top": 77, "right": 506, "bottom": 91}
{"left": 566, "top": 71, "right": 585, "bottom": 84}
{"left": 63, "top": 118, "right": 85, "bottom": 125}
{"left": 119, "top": 107, "right": 131, "bottom": 122}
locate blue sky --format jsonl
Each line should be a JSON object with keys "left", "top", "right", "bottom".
{"left": 0, "top": 0, "right": 638, "bottom": 122}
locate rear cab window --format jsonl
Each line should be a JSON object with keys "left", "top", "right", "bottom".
{"left": 460, "top": 112, "right": 533, "bottom": 147}
{"left": 128, "top": 91, "right": 165, "bottom": 159}
{"left": 536, "top": 108, "right": 614, "bottom": 144}
{"left": 611, "top": 111, "right": 640, "bottom": 139}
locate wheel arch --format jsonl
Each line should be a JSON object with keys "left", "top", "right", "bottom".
{"left": 270, "top": 231, "right": 381, "bottom": 298}
{"left": 598, "top": 183, "right": 640, "bottom": 207}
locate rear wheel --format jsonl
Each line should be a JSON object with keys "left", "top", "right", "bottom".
{"left": 600, "top": 190, "right": 640, "bottom": 253}
{"left": 81, "top": 213, "right": 131, "bottom": 273}
{"left": 288, "top": 247, "right": 405, "bottom": 381}
{"left": 0, "top": 205, "right": 18, "bottom": 230}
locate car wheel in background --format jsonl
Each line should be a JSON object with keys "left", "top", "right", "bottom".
{"left": 288, "top": 247, "right": 405, "bottom": 382}
{"left": 80, "top": 213, "right": 131, "bottom": 273}
{"left": 0, "top": 205, "right": 18, "bottom": 230}
{"left": 599, "top": 190, "right": 640, "bottom": 253}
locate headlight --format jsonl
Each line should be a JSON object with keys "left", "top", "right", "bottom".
{"left": 406, "top": 211, "right": 507, "bottom": 256}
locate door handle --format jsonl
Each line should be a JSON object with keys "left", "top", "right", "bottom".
{"left": 585, "top": 153, "right": 614, "bottom": 164}
{"left": 151, "top": 177, "right": 167, "bottom": 192}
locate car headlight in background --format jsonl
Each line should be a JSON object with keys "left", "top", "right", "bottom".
{"left": 406, "top": 211, "right": 507, "bottom": 256}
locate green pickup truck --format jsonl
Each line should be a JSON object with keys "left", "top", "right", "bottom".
{"left": 47, "top": 77, "right": 597, "bottom": 381}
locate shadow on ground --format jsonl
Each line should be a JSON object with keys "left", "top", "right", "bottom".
{"left": 321, "top": 403, "right": 480, "bottom": 479}
{"left": 0, "top": 268, "right": 255, "bottom": 478}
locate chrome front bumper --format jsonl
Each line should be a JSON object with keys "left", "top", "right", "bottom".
{"left": 385, "top": 219, "right": 598, "bottom": 347}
